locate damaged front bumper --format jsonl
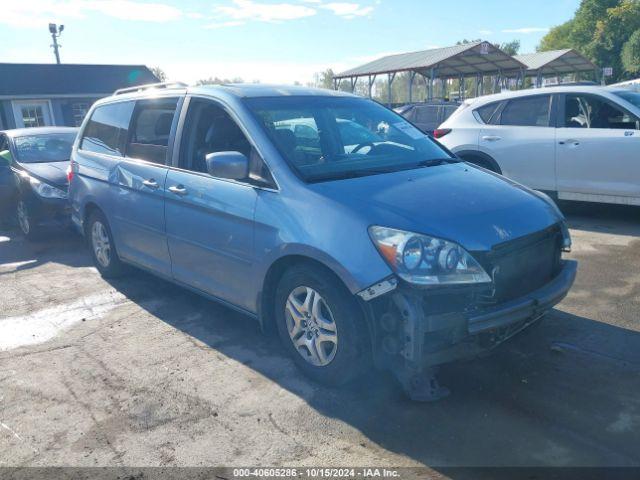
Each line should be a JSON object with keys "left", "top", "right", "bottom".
{"left": 360, "top": 259, "right": 578, "bottom": 376}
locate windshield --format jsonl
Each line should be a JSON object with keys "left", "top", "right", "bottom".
{"left": 245, "top": 96, "right": 454, "bottom": 182}
{"left": 612, "top": 90, "right": 640, "bottom": 109}
{"left": 14, "top": 133, "right": 76, "bottom": 163}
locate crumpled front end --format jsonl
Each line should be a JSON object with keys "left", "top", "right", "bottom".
{"left": 359, "top": 223, "right": 577, "bottom": 399}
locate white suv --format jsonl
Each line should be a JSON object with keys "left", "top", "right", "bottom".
{"left": 437, "top": 86, "right": 640, "bottom": 206}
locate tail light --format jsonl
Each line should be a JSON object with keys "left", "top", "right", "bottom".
{"left": 433, "top": 128, "right": 452, "bottom": 139}
{"left": 66, "top": 161, "right": 75, "bottom": 183}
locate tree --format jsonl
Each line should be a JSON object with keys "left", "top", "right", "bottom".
{"left": 622, "top": 29, "right": 640, "bottom": 74}
{"left": 196, "top": 77, "right": 244, "bottom": 85}
{"left": 499, "top": 40, "right": 521, "bottom": 56}
{"left": 457, "top": 38, "right": 520, "bottom": 55}
{"left": 312, "top": 69, "right": 336, "bottom": 90}
{"left": 538, "top": 21, "right": 574, "bottom": 51}
{"left": 150, "top": 66, "right": 167, "bottom": 82}
{"left": 538, "top": 0, "right": 640, "bottom": 82}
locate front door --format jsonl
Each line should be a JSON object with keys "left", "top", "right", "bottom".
{"left": 479, "top": 94, "right": 556, "bottom": 191}
{"left": 165, "top": 97, "right": 259, "bottom": 311}
{"left": 12, "top": 101, "right": 53, "bottom": 128}
{"left": 556, "top": 93, "right": 640, "bottom": 203}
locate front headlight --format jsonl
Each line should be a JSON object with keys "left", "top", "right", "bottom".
{"left": 369, "top": 226, "right": 491, "bottom": 286}
{"left": 29, "top": 177, "right": 67, "bottom": 199}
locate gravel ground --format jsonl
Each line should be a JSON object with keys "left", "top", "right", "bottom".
{"left": 0, "top": 202, "right": 639, "bottom": 473}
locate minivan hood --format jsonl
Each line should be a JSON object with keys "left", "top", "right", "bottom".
{"left": 310, "top": 163, "right": 561, "bottom": 252}
{"left": 20, "top": 161, "right": 69, "bottom": 189}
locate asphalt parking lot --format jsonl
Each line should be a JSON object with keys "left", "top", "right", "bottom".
{"left": 0, "top": 202, "right": 639, "bottom": 472}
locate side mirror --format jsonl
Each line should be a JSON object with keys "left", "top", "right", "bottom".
{"left": 0, "top": 150, "right": 12, "bottom": 168}
{"left": 205, "top": 151, "right": 249, "bottom": 181}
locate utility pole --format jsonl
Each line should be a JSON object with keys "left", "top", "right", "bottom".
{"left": 49, "top": 23, "right": 64, "bottom": 64}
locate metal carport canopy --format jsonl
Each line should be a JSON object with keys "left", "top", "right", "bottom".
{"left": 514, "top": 49, "right": 596, "bottom": 75}
{"left": 334, "top": 41, "right": 527, "bottom": 79}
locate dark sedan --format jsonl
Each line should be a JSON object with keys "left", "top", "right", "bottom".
{"left": 395, "top": 101, "right": 460, "bottom": 136}
{"left": 0, "top": 127, "right": 78, "bottom": 239}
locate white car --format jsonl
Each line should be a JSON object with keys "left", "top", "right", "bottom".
{"left": 436, "top": 86, "right": 640, "bottom": 206}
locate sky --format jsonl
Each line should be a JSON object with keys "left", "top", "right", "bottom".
{"left": 0, "top": 0, "right": 582, "bottom": 85}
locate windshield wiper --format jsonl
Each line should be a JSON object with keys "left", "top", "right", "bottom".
{"left": 306, "top": 170, "right": 381, "bottom": 182}
{"left": 306, "top": 158, "right": 458, "bottom": 182}
{"left": 417, "top": 157, "right": 459, "bottom": 167}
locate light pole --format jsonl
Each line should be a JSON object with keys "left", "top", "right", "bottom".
{"left": 49, "top": 23, "right": 64, "bottom": 64}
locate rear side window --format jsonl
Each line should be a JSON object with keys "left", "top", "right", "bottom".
{"left": 402, "top": 107, "right": 416, "bottom": 122}
{"left": 500, "top": 95, "right": 551, "bottom": 127}
{"left": 81, "top": 101, "right": 135, "bottom": 156}
{"left": 442, "top": 105, "right": 459, "bottom": 120}
{"left": 415, "top": 106, "right": 439, "bottom": 123}
{"left": 474, "top": 102, "right": 501, "bottom": 124}
{"left": 127, "top": 98, "right": 179, "bottom": 164}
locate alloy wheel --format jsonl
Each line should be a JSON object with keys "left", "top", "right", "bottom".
{"left": 285, "top": 286, "right": 338, "bottom": 367}
{"left": 91, "top": 221, "right": 111, "bottom": 268}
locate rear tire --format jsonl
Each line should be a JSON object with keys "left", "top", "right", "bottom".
{"left": 86, "top": 210, "right": 126, "bottom": 278}
{"left": 275, "top": 264, "right": 370, "bottom": 386}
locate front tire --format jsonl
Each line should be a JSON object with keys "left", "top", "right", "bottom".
{"left": 87, "top": 210, "right": 125, "bottom": 278}
{"left": 275, "top": 265, "right": 370, "bottom": 386}
{"left": 16, "top": 199, "right": 40, "bottom": 240}
{"left": 460, "top": 154, "right": 501, "bottom": 174}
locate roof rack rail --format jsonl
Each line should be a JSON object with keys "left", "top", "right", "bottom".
{"left": 113, "top": 81, "right": 188, "bottom": 96}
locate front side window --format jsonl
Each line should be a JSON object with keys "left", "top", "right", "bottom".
{"left": 80, "top": 101, "right": 135, "bottom": 156}
{"left": 0, "top": 135, "right": 12, "bottom": 164}
{"left": 179, "top": 98, "right": 275, "bottom": 187}
{"left": 245, "top": 96, "right": 453, "bottom": 183}
{"left": 14, "top": 133, "right": 76, "bottom": 163}
{"left": 565, "top": 94, "right": 639, "bottom": 129}
{"left": 126, "top": 98, "right": 179, "bottom": 164}
{"left": 500, "top": 95, "right": 551, "bottom": 127}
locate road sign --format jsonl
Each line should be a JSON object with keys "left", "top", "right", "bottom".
{"left": 603, "top": 67, "right": 613, "bottom": 77}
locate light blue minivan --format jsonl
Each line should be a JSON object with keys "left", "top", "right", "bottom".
{"left": 69, "top": 83, "right": 577, "bottom": 400}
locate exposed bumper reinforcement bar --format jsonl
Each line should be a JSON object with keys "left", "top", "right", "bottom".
{"left": 467, "top": 259, "right": 577, "bottom": 335}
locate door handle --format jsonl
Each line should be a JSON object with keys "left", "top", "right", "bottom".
{"left": 482, "top": 135, "right": 502, "bottom": 142}
{"left": 559, "top": 140, "right": 580, "bottom": 146}
{"left": 168, "top": 185, "right": 188, "bottom": 196}
{"left": 142, "top": 179, "right": 159, "bottom": 189}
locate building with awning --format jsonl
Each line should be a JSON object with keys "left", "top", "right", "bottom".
{"left": 514, "top": 49, "right": 597, "bottom": 87}
{"left": 0, "top": 63, "right": 158, "bottom": 130}
{"left": 334, "top": 42, "right": 600, "bottom": 104}
{"left": 334, "top": 41, "right": 527, "bottom": 104}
